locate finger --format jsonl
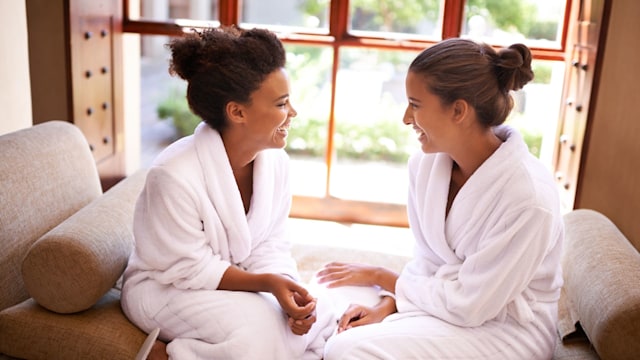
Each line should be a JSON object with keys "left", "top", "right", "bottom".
{"left": 344, "top": 316, "right": 370, "bottom": 329}
{"left": 294, "top": 313, "right": 317, "bottom": 327}
{"left": 293, "top": 291, "right": 313, "bottom": 306}
{"left": 316, "top": 271, "right": 349, "bottom": 285}
{"left": 287, "top": 281, "right": 310, "bottom": 298}
{"left": 290, "top": 301, "right": 316, "bottom": 320}
{"left": 290, "top": 315, "right": 315, "bottom": 335}
{"left": 290, "top": 324, "right": 311, "bottom": 336}
{"left": 337, "top": 310, "right": 360, "bottom": 332}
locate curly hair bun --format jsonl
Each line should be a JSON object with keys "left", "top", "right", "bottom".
{"left": 494, "top": 43, "right": 534, "bottom": 92}
{"left": 168, "top": 27, "right": 240, "bottom": 81}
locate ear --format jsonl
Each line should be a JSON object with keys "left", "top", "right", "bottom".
{"left": 451, "top": 99, "right": 469, "bottom": 124}
{"left": 226, "top": 101, "right": 247, "bottom": 125}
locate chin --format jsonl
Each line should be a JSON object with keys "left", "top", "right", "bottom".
{"left": 420, "top": 143, "right": 436, "bottom": 154}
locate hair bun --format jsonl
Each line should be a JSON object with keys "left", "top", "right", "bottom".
{"left": 167, "top": 31, "right": 205, "bottom": 81}
{"left": 494, "top": 43, "right": 534, "bottom": 91}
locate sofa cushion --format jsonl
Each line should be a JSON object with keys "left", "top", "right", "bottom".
{"left": 561, "top": 209, "right": 640, "bottom": 359}
{"left": 0, "top": 121, "right": 101, "bottom": 312}
{"left": 21, "top": 170, "right": 148, "bottom": 314}
{"left": 0, "top": 289, "right": 147, "bottom": 360}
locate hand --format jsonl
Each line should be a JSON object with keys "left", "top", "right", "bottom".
{"left": 287, "top": 292, "right": 317, "bottom": 335}
{"left": 267, "top": 275, "right": 317, "bottom": 335}
{"left": 336, "top": 297, "right": 395, "bottom": 334}
{"left": 316, "top": 262, "right": 391, "bottom": 288}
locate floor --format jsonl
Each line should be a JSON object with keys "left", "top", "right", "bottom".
{"left": 288, "top": 217, "right": 413, "bottom": 257}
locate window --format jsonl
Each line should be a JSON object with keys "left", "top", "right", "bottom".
{"left": 124, "top": 0, "right": 572, "bottom": 227}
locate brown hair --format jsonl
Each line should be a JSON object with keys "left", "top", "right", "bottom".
{"left": 168, "top": 26, "right": 286, "bottom": 131}
{"left": 409, "top": 38, "right": 533, "bottom": 127}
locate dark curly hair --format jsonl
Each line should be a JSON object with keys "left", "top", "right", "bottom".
{"left": 167, "top": 26, "right": 286, "bottom": 131}
{"left": 409, "top": 38, "right": 534, "bottom": 127}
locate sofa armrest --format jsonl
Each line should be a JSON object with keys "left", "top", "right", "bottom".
{"left": 21, "top": 169, "right": 148, "bottom": 314}
{"left": 562, "top": 209, "right": 640, "bottom": 359}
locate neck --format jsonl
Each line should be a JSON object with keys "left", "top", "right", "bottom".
{"left": 221, "top": 128, "right": 257, "bottom": 171}
{"left": 451, "top": 127, "right": 502, "bottom": 183}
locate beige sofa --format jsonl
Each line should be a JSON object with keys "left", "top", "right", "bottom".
{"left": 554, "top": 208, "right": 640, "bottom": 359}
{"left": 1, "top": 121, "right": 639, "bottom": 359}
{"left": 0, "top": 121, "right": 153, "bottom": 359}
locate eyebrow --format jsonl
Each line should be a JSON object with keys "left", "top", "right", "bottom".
{"left": 407, "top": 97, "right": 421, "bottom": 103}
{"left": 274, "top": 94, "right": 289, "bottom": 102}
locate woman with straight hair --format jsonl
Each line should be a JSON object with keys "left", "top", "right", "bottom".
{"left": 318, "top": 38, "right": 564, "bottom": 359}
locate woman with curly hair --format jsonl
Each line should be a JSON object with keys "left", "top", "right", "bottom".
{"left": 317, "top": 38, "right": 564, "bottom": 359}
{"left": 122, "top": 26, "right": 335, "bottom": 359}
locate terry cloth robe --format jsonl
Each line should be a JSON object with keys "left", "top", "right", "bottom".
{"left": 324, "top": 126, "right": 564, "bottom": 360}
{"left": 122, "top": 123, "right": 335, "bottom": 360}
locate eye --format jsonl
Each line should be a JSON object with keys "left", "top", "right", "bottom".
{"left": 277, "top": 99, "right": 288, "bottom": 108}
{"left": 409, "top": 101, "right": 419, "bottom": 109}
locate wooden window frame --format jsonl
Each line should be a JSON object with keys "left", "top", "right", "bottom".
{"left": 122, "top": 0, "right": 572, "bottom": 227}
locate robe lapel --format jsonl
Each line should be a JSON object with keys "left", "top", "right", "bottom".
{"left": 418, "top": 153, "right": 459, "bottom": 263}
{"left": 193, "top": 122, "right": 252, "bottom": 263}
{"left": 445, "top": 126, "right": 526, "bottom": 249}
{"left": 245, "top": 150, "right": 275, "bottom": 241}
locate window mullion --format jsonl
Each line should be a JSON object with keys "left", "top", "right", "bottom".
{"left": 220, "top": 0, "right": 239, "bottom": 26}
{"left": 330, "top": 0, "right": 350, "bottom": 40}
{"left": 442, "top": 0, "right": 465, "bottom": 38}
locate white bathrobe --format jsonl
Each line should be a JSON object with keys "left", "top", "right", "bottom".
{"left": 324, "top": 126, "right": 564, "bottom": 360}
{"left": 122, "top": 123, "right": 334, "bottom": 360}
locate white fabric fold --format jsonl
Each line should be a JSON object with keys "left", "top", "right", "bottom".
{"left": 194, "top": 122, "right": 252, "bottom": 263}
{"left": 122, "top": 122, "right": 298, "bottom": 319}
{"left": 397, "top": 125, "right": 564, "bottom": 329}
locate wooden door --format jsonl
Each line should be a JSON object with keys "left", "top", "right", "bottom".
{"left": 27, "top": 0, "right": 125, "bottom": 191}
{"left": 553, "top": 0, "right": 610, "bottom": 210}
{"left": 69, "top": 0, "right": 125, "bottom": 190}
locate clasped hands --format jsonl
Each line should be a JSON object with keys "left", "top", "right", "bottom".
{"left": 270, "top": 275, "right": 318, "bottom": 336}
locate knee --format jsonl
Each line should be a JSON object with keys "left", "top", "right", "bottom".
{"left": 324, "top": 332, "right": 357, "bottom": 360}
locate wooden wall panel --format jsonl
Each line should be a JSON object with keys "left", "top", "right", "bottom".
{"left": 27, "top": 0, "right": 125, "bottom": 190}
{"left": 575, "top": 0, "right": 640, "bottom": 248}
{"left": 553, "top": 0, "right": 609, "bottom": 211}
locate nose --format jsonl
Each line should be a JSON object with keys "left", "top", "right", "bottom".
{"left": 402, "top": 105, "right": 413, "bottom": 125}
{"left": 288, "top": 102, "right": 297, "bottom": 118}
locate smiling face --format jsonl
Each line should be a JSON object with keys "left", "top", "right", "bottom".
{"left": 239, "top": 67, "right": 297, "bottom": 150}
{"left": 403, "top": 71, "right": 457, "bottom": 154}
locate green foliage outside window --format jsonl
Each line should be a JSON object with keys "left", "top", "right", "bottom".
{"left": 157, "top": 90, "right": 542, "bottom": 161}
{"left": 156, "top": 0, "right": 550, "bottom": 160}
{"left": 157, "top": 88, "right": 201, "bottom": 137}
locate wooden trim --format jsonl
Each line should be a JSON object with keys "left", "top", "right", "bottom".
{"left": 219, "top": 0, "right": 239, "bottom": 26}
{"left": 442, "top": 0, "right": 464, "bottom": 38}
{"left": 573, "top": 0, "right": 612, "bottom": 208}
{"left": 122, "top": 20, "right": 566, "bottom": 62}
{"left": 330, "top": 0, "right": 349, "bottom": 39}
{"left": 291, "top": 195, "right": 408, "bottom": 228}
{"left": 120, "top": 0, "right": 571, "bottom": 226}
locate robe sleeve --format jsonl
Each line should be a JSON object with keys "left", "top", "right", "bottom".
{"left": 396, "top": 205, "right": 558, "bottom": 327}
{"left": 133, "top": 166, "right": 231, "bottom": 290}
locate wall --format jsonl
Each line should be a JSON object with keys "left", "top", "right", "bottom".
{"left": 0, "top": 0, "right": 32, "bottom": 135}
{"left": 576, "top": 0, "right": 640, "bottom": 248}
{"left": 25, "top": 0, "right": 71, "bottom": 126}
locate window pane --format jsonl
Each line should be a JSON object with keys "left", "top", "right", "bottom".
{"left": 139, "top": 35, "right": 186, "bottom": 167}
{"left": 349, "top": 0, "right": 443, "bottom": 39}
{"left": 462, "top": 0, "right": 566, "bottom": 48}
{"left": 331, "top": 48, "right": 420, "bottom": 204}
{"left": 285, "top": 44, "right": 333, "bottom": 197}
{"left": 138, "top": 0, "right": 219, "bottom": 22}
{"left": 505, "top": 60, "right": 565, "bottom": 168}
{"left": 241, "top": 0, "right": 329, "bottom": 34}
